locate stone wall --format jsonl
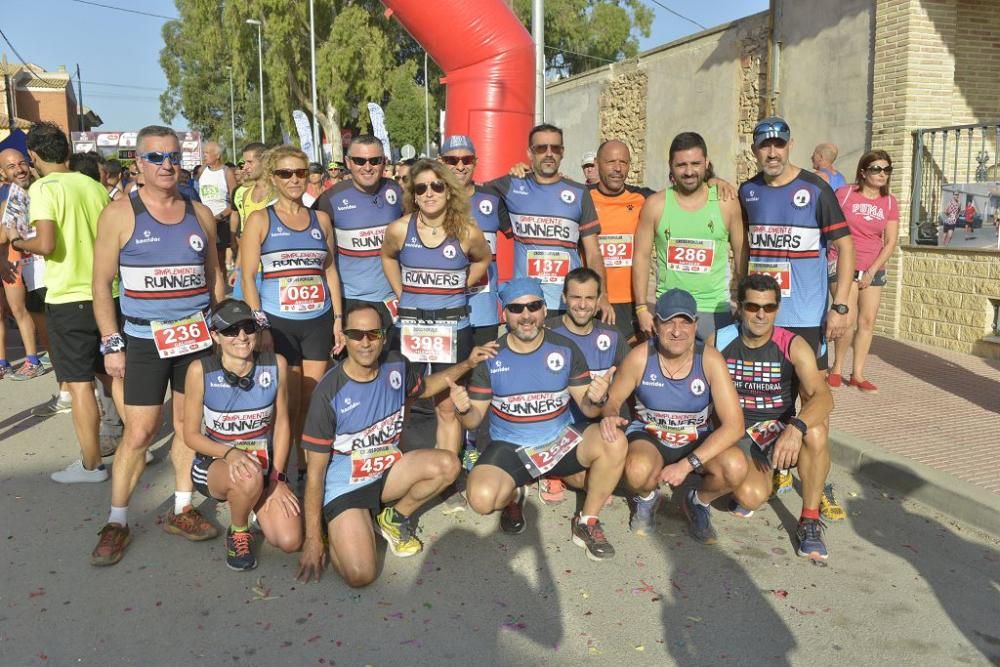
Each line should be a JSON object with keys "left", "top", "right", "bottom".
{"left": 736, "top": 22, "right": 768, "bottom": 183}
{"left": 598, "top": 62, "right": 647, "bottom": 185}
{"left": 899, "top": 247, "right": 1000, "bottom": 359}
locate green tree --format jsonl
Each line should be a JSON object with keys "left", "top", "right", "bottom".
{"left": 383, "top": 60, "right": 438, "bottom": 154}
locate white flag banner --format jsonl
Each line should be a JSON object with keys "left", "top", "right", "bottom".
{"left": 367, "top": 103, "right": 392, "bottom": 159}
{"left": 292, "top": 110, "right": 314, "bottom": 160}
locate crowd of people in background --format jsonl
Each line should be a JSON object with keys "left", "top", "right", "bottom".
{"left": 0, "top": 113, "right": 901, "bottom": 585}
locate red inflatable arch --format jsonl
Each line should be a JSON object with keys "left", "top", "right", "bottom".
{"left": 382, "top": 0, "right": 536, "bottom": 281}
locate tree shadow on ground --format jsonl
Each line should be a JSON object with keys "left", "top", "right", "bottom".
{"left": 849, "top": 461, "right": 1000, "bottom": 664}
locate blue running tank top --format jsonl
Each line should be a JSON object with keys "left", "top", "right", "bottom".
{"left": 119, "top": 191, "right": 210, "bottom": 338}
{"left": 468, "top": 330, "right": 591, "bottom": 445}
{"left": 485, "top": 175, "right": 600, "bottom": 311}
{"left": 819, "top": 167, "right": 847, "bottom": 191}
{"left": 467, "top": 186, "right": 505, "bottom": 327}
{"left": 398, "top": 213, "right": 470, "bottom": 328}
{"left": 315, "top": 178, "right": 402, "bottom": 303}
{"left": 258, "top": 206, "right": 331, "bottom": 320}
{"left": 739, "top": 170, "right": 849, "bottom": 328}
{"left": 196, "top": 352, "right": 279, "bottom": 475}
{"left": 301, "top": 351, "right": 424, "bottom": 502}
{"left": 546, "top": 316, "right": 629, "bottom": 423}
{"left": 626, "top": 341, "right": 714, "bottom": 447}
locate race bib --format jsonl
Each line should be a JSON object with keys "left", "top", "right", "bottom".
{"left": 150, "top": 312, "right": 212, "bottom": 359}
{"left": 279, "top": 275, "right": 326, "bottom": 313}
{"left": 350, "top": 444, "right": 402, "bottom": 485}
{"left": 401, "top": 322, "right": 457, "bottom": 364}
{"left": 746, "top": 420, "right": 785, "bottom": 449}
{"left": 526, "top": 250, "right": 570, "bottom": 284}
{"left": 749, "top": 261, "right": 791, "bottom": 297}
{"left": 467, "top": 271, "right": 490, "bottom": 296}
{"left": 384, "top": 296, "right": 400, "bottom": 324}
{"left": 233, "top": 439, "right": 270, "bottom": 472}
{"left": 2, "top": 183, "right": 32, "bottom": 238}
{"left": 599, "top": 234, "right": 634, "bottom": 268}
{"left": 516, "top": 427, "right": 583, "bottom": 478}
{"left": 667, "top": 238, "right": 715, "bottom": 273}
{"left": 645, "top": 425, "right": 699, "bottom": 448}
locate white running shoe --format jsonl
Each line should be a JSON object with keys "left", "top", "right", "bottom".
{"left": 32, "top": 394, "right": 73, "bottom": 417}
{"left": 51, "top": 459, "right": 109, "bottom": 484}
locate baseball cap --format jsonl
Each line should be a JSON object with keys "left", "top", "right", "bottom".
{"left": 209, "top": 299, "right": 255, "bottom": 331}
{"left": 753, "top": 116, "right": 791, "bottom": 148}
{"left": 441, "top": 135, "right": 476, "bottom": 154}
{"left": 655, "top": 288, "right": 698, "bottom": 321}
{"left": 499, "top": 278, "right": 545, "bottom": 308}
{"left": 581, "top": 151, "right": 597, "bottom": 166}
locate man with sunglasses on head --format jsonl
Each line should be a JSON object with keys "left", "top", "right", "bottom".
{"left": 452, "top": 278, "right": 627, "bottom": 561}
{"left": 314, "top": 135, "right": 403, "bottom": 334}
{"left": 484, "top": 124, "right": 611, "bottom": 321}
{"left": 90, "top": 125, "right": 226, "bottom": 566}
{"left": 740, "top": 117, "right": 854, "bottom": 500}
{"left": 7, "top": 122, "right": 115, "bottom": 482}
{"left": 709, "top": 274, "right": 834, "bottom": 560}
{"left": 296, "top": 303, "right": 497, "bottom": 587}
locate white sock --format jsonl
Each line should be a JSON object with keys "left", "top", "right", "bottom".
{"left": 108, "top": 506, "right": 128, "bottom": 527}
{"left": 578, "top": 514, "right": 598, "bottom": 525}
{"left": 59, "top": 390, "right": 71, "bottom": 403}
{"left": 174, "top": 491, "right": 193, "bottom": 514}
{"left": 636, "top": 490, "right": 657, "bottom": 502}
{"left": 692, "top": 491, "right": 711, "bottom": 508}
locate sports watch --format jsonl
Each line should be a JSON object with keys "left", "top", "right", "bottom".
{"left": 788, "top": 416, "right": 808, "bottom": 436}
{"left": 830, "top": 303, "right": 849, "bottom": 315}
{"left": 269, "top": 470, "right": 289, "bottom": 483}
{"left": 686, "top": 453, "right": 706, "bottom": 475}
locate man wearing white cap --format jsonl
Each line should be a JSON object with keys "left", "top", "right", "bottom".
{"left": 581, "top": 151, "right": 599, "bottom": 186}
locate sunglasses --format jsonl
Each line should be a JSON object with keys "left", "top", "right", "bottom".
{"left": 343, "top": 328, "right": 385, "bottom": 342}
{"left": 413, "top": 180, "right": 446, "bottom": 196}
{"left": 505, "top": 300, "right": 545, "bottom": 314}
{"left": 742, "top": 302, "right": 779, "bottom": 314}
{"left": 272, "top": 168, "right": 307, "bottom": 179}
{"left": 530, "top": 144, "right": 564, "bottom": 156}
{"left": 348, "top": 156, "right": 385, "bottom": 167}
{"left": 754, "top": 120, "right": 790, "bottom": 135}
{"left": 139, "top": 151, "right": 182, "bottom": 165}
{"left": 441, "top": 155, "right": 476, "bottom": 166}
{"left": 217, "top": 321, "right": 258, "bottom": 337}
{"left": 866, "top": 165, "right": 893, "bottom": 175}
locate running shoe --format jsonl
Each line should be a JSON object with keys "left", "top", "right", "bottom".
{"left": 826, "top": 373, "right": 843, "bottom": 388}
{"left": 772, "top": 470, "right": 794, "bottom": 496}
{"left": 630, "top": 490, "right": 660, "bottom": 536}
{"left": 9, "top": 361, "right": 45, "bottom": 381}
{"left": 376, "top": 507, "right": 423, "bottom": 557}
{"left": 440, "top": 481, "right": 467, "bottom": 515}
{"left": 538, "top": 477, "right": 566, "bottom": 505}
{"left": 500, "top": 488, "right": 526, "bottom": 534}
{"left": 683, "top": 489, "right": 718, "bottom": 544}
{"left": 38, "top": 351, "right": 51, "bottom": 369}
{"left": 572, "top": 515, "right": 615, "bottom": 561}
{"left": 796, "top": 517, "right": 829, "bottom": 560}
{"left": 461, "top": 445, "right": 479, "bottom": 472}
{"left": 728, "top": 498, "right": 755, "bottom": 519}
{"left": 226, "top": 528, "right": 257, "bottom": 571}
{"left": 163, "top": 507, "right": 219, "bottom": 541}
{"left": 820, "top": 484, "right": 846, "bottom": 521}
{"left": 51, "top": 459, "right": 108, "bottom": 484}
{"left": 31, "top": 394, "right": 73, "bottom": 417}
{"left": 849, "top": 377, "right": 879, "bottom": 394}
{"left": 90, "top": 523, "right": 131, "bottom": 566}
{"left": 0, "top": 364, "right": 10, "bottom": 380}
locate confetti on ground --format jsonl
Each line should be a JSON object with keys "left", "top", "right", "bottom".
{"left": 635, "top": 645, "right": 645, "bottom": 651}
{"left": 772, "top": 589, "right": 789, "bottom": 599}
{"left": 252, "top": 577, "right": 279, "bottom": 601}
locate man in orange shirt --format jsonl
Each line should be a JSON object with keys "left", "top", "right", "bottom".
{"left": 589, "top": 140, "right": 654, "bottom": 341}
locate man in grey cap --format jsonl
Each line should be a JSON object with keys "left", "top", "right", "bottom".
{"left": 581, "top": 151, "right": 598, "bottom": 185}
{"left": 600, "top": 288, "right": 744, "bottom": 542}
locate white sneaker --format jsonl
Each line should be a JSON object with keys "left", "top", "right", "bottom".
{"left": 145, "top": 448, "right": 154, "bottom": 464}
{"left": 31, "top": 394, "right": 73, "bottom": 417}
{"left": 51, "top": 460, "right": 109, "bottom": 484}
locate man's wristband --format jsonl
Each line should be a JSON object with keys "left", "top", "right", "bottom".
{"left": 100, "top": 332, "right": 126, "bottom": 355}
{"left": 788, "top": 416, "right": 808, "bottom": 436}
{"left": 223, "top": 448, "right": 236, "bottom": 461}
{"left": 635, "top": 304, "right": 649, "bottom": 314}
{"left": 252, "top": 310, "right": 271, "bottom": 330}
{"left": 269, "top": 469, "right": 289, "bottom": 482}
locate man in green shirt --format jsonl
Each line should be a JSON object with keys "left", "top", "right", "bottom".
{"left": 633, "top": 132, "right": 746, "bottom": 341}
{"left": 8, "top": 122, "right": 117, "bottom": 483}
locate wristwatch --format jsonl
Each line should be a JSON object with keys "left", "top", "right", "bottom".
{"left": 686, "top": 453, "right": 706, "bottom": 475}
{"left": 788, "top": 416, "right": 808, "bottom": 436}
{"left": 269, "top": 470, "right": 289, "bottom": 483}
{"left": 830, "top": 303, "right": 849, "bottom": 315}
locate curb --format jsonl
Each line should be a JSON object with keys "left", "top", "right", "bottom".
{"left": 830, "top": 429, "right": 1000, "bottom": 537}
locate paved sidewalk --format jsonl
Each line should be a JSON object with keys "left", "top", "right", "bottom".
{"left": 827, "top": 335, "right": 1000, "bottom": 532}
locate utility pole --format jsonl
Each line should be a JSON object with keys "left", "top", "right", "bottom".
{"left": 424, "top": 52, "right": 430, "bottom": 157}
{"left": 532, "top": 0, "right": 544, "bottom": 123}
{"left": 246, "top": 19, "right": 265, "bottom": 143}
{"left": 309, "top": 0, "right": 321, "bottom": 162}
{"left": 76, "top": 63, "right": 84, "bottom": 130}
{"left": 227, "top": 66, "right": 236, "bottom": 162}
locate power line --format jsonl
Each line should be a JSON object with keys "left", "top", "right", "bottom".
{"left": 543, "top": 45, "right": 617, "bottom": 64}
{"left": 643, "top": 0, "right": 707, "bottom": 31}
{"left": 82, "top": 80, "right": 164, "bottom": 92}
{"left": 66, "top": 0, "right": 178, "bottom": 20}
{"left": 0, "top": 27, "right": 70, "bottom": 89}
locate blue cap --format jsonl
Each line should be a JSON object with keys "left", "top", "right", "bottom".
{"left": 210, "top": 298, "right": 254, "bottom": 330}
{"left": 753, "top": 116, "right": 791, "bottom": 147}
{"left": 499, "top": 278, "right": 545, "bottom": 308}
{"left": 655, "top": 289, "right": 698, "bottom": 321}
{"left": 441, "top": 135, "right": 476, "bottom": 154}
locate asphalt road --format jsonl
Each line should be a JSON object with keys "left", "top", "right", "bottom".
{"left": 1, "top": 377, "right": 998, "bottom": 666}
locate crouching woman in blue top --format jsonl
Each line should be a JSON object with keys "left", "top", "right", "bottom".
{"left": 183, "top": 299, "right": 303, "bottom": 571}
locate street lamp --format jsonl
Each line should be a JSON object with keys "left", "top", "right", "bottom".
{"left": 226, "top": 65, "right": 236, "bottom": 161}
{"left": 309, "top": 0, "right": 321, "bottom": 162}
{"left": 246, "top": 18, "right": 265, "bottom": 143}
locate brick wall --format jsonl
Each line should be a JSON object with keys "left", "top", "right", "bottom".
{"left": 14, "top": 89, "right": 75, "bottom": 136}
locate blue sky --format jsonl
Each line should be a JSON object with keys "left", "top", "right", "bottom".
{"left": 2, "top": 0, "right": 767, "bottom": 131}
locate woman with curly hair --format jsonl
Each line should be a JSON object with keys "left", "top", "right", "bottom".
{"left": 381, "top": 160, "right": 492, "bottom": 467}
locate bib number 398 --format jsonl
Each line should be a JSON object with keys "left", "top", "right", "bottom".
{"left": 150, "top": 312, "right": 212, "bottom": 359}
{"left": 401, "top": 322, "right": 457, "bottom": 364}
